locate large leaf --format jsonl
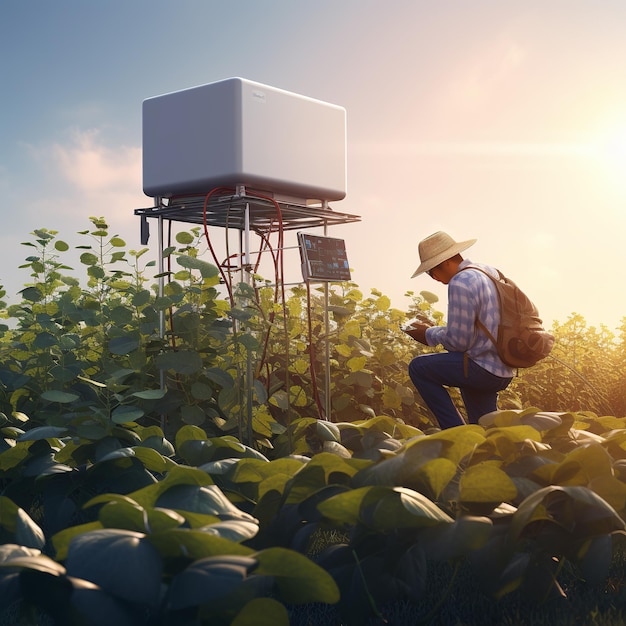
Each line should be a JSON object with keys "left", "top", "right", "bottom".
{"left": 353, "top": 439, "right": 451, "bottom": 491}
{"left": 493, "top": 427, "right": 546, "bottom": 450}
{"left": 22, "top": 451, "right": 73, "bottom": 478}
{"left": 19, "top": 286, "right": 43, "bottom": 302}
{"left": 0, "top": 563, "right": 93, "bottom": 625}
{"left": 391, "top": 542, "right": 428, "bottom": 603}
{"left": 509, "top": 485, "right": 626, "bottom": 545}
{"left": 52, "top": 522, "right": 104, "bottom": 561}
{"left": 316, "top": 420, "right": 341, "bottom": 443}
{"left": 404, "top": 425, "right": 486, "bottom": 465}
{"left": 577, "top": 533, "right": 614, "bottom": 585}
{"left": 481, "top": 409, "right": 576, "bottom": 439}
{"left": 229, "top": 457, "right": 304, "bottom": 484}
{"left": 69, "top": 577, "right": 140, "bottom": 626}
{"left": 410, "top": 457, "right": 458, "bottom": 499}
{"left": 0, "top": 544, "right": 42, "bottom": 563}
{"left": 132, "top": 389, "right": 167, "bottom": 400}
{"left": 155, "top": 484, "right": 257, "bottom": 522}
{"left": 111, "top": 405, "right": 144, "bottom": 424}
{"left": 126, "top": 464, "right": 214, "bottom": 509}
{"left": 166, "top": 554, "right": 257, "bottom": 609}
{"left": 254, "top": 547, "right": 340, "bottom": 604}
{"left": 33, "top": 331, "right": 58, "bottom": 348}
{"left": 138, "top": 429, "right": 175, "bottom": 452}
{"left": 203, "top": 367, "right": 234, "bottom": 390}
{"left": 132, "top": 446, "right": 178, "bottom": 473}
{"left": 421, "top": 515, "right": 494, "bottom": 561}
{"left": 156, "top": 350, "right": 203, "bottom": 374}
{"left": 231, "top": 597, "right": 290, "bottom": 626}
{"left": 284, "top": 453, "right": 369, "bottom": 504}
{"left": 108, "top": 335, "right": 140, "bottom": 355}
{"left": 197, "top": 519, "right": 259, "bottom": 543}
{"left": 179, "top": 436, "right": 268, "bottom": 466}
{"left": 98, "top": 500, "right": 185, "bottom": 534}
{"left": 40, "top": 390, "right": 80, "bottom": 404}
{"left": 17, "top": 425, "right": 68, "bottom": 441}
{"left": 352, "top": 415, "right": 422, "bottom": 440}
{"left": 588, "top": 474, "right": 626, "bottom": 512}
{"left": 0, "top": 496, "right": 45, "bottom": 549}
{"left": 459, "top": 463, "right": 518, "bottom": 504}
{"left": 148, "top": 528, "right": 255, "bottom": 560}
{"left": 80, "top": 252, "right": 98, "bottom": 265}
{"left": 65, "top": 529, "right": 163, "bottom": 608}
{"left": 176, "top": 254, "right": 219, "bottom": 278}
{"left": 0, "top": 553, "right": 65, "bottom": 576}
{"left": 532, "top": 442, "right": 614, "bottom": 486}
{"left": 317, "top": 485, "right": 453, "bottom": 529}
{"left": 175, "top": 424, "right": 208, "bottom": 449}
{"left": 180, "top": 404, "right": 206, "bottom": 426}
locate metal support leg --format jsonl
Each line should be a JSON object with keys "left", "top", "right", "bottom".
{"left": 244, "top": 203, "right": 254, "bottom": 445}
{"left": 157, "top": 203, "right": 166, "bottom": 430}
{"left": 323, "top": 208, "right": 331, "bottom": 422}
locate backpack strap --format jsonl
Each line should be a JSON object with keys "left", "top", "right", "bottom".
{"left": 475, "top": 318, "right": 497, "bottom": 347}
{"left": 458, "top": 265, "right": 500, "bottom": 352}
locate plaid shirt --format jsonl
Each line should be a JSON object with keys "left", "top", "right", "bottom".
{"left": 425, "top": 258, "right": 515, "bottom": 378}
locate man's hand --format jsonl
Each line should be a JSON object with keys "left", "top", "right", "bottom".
{"left": 403, "top": 323, "right": 429, "bottom": 345}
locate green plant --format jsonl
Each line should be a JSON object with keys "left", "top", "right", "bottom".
{"left": 1, "top": 217, "right": 626, "bottom": 625}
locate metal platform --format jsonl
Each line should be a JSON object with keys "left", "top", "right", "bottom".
{"left": 134, "top": 190, "right": 361, "bottom": 235}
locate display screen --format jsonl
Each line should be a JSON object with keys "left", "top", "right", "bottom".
{"left": 298, "top": 233, "right": 351, "bottom": 282}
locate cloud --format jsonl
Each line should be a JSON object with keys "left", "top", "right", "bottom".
{"left": 50, "top": 128, "right": 141, "bottom": 193}
{"left": 22, "top": 129, "right": 148, "bottom": 228}
{"left": 0, "top": 129, "right": 154, "bottom": 303}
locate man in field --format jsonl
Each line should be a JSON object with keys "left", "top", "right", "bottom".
{"left": 405, "top": 231, "right": 514, "bottom": 429}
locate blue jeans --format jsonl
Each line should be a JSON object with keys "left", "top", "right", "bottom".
{"left": 408, "top": 352, "right": 512, "bottom": 429}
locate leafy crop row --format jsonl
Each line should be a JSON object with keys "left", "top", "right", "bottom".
{"left": 0, "top": 218, "right": 624, "bottom": 624}
{"left": 4, "top": 409, "right": 626, "bottom": 624}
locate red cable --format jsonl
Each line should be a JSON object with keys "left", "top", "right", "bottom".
{"left": 201, "top": 186, "right": 238, "bottom": 306}
{"left": 196, "top": 188, "right": 297, "bottom": 420}
{"left": 239, "top": 191, "right": 291, "bottom": 417}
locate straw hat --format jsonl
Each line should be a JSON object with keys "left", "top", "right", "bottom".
{"left": 411, "top": 231, "right": 477, "bottom": 278}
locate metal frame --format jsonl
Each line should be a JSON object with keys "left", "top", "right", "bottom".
{"left": 135, "top": 189, "right": 361, "bottom": 423}
{"left": 134, "top": 191, "right": 361, "bottom": 234}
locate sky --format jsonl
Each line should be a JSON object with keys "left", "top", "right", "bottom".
{"left": 2, "top": 0, "right": 626, "bottom": 332}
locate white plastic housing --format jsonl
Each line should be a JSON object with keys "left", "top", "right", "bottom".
{"left": 142, "top": 77, "right": 347, "bottom": 202}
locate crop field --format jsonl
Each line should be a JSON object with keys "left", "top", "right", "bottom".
{"left": 0, "top": 219, "right": 624, "bottom": 625}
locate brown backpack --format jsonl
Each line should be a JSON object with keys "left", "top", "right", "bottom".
{"left": 462, "top": 266, "right": 555, "bottom": 368}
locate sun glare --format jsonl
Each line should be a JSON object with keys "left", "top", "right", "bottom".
{"left": 589, "top": 124, "right": 626, "bottom": 195}
{"left": 599, "top": 127, "right": 626, "bottom": 164}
